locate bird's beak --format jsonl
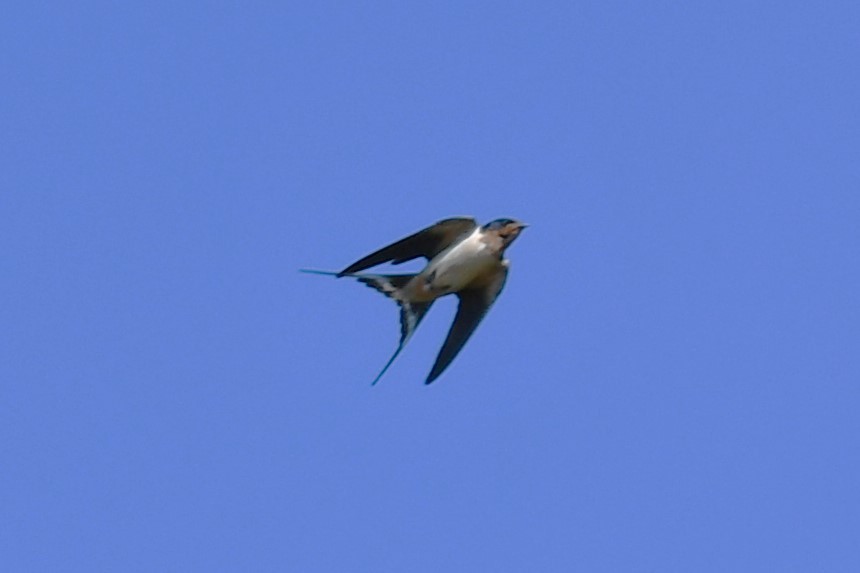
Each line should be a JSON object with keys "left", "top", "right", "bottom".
{"left": 517, "top": 222, "right": 529, "bottom": 230}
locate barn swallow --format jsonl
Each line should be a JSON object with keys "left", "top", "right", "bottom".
{"left": 302, "top": 217, "right": 527, "bottom": 385}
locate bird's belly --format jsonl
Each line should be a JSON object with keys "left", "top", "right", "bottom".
{"left": 430, "top": 252, "right": 496, "bottom": 293}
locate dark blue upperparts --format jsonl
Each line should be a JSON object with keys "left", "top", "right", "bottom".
{"left": 482, "top": 218, "right": 517, "bottom": 231}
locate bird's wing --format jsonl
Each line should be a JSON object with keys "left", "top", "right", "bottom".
{"left": 425, "top": 265, "right": 509, "bottom": 384}
{"left": 338, "top": 217, "right": 478, "bottom": 276}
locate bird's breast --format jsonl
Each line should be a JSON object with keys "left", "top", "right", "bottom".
{"left": 423, "top": 234, "right": 497, "bottom": 293}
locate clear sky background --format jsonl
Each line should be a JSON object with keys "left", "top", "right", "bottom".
{"left": 3, "top": 2, "right": 859, "bottom": 571}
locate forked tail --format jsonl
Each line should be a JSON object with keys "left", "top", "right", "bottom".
{"left": 300, "top": 269, "right": 434, "bottom": 384}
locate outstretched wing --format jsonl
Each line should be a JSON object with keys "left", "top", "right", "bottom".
{"left": 338, "top": 217, "right": 478, "bottom": 277}
{"left": 425, "top": 265, "right": 509, "bottom": 384}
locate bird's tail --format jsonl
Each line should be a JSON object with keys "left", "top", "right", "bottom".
{"left": 300, "top": 269, "right": 434, "bottom": 384}
{"left": 300, "top": 269, "right": 414, "bottom": 300}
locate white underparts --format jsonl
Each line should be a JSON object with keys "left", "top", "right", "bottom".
{"left": 425, "top": 229, "right": 495, "bottom": 293}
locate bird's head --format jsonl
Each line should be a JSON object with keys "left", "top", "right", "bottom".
{"left": 482, "top": 218, "right": 528, "bottom": 249}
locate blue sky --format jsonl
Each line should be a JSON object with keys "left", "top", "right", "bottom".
{"left": 3, "top": 2, "right": 859, "bottom": 571}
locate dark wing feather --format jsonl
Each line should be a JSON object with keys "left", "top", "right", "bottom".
{"left": 338, "top": 217, "right": 477, "bottom": 276}
{"left": 425, "top": 266, "right": 509, "bottom": 384}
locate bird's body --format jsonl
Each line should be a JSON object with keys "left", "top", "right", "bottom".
{"left": 401, "top": 227, "right": 499, "bottom": 301}
{"left": 302, "top": 216, "right": 526, "bottom": 384}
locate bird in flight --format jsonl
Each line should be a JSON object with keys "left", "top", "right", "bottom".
{"left": 302, "top": 217, "right": 527, "bottom": 385}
